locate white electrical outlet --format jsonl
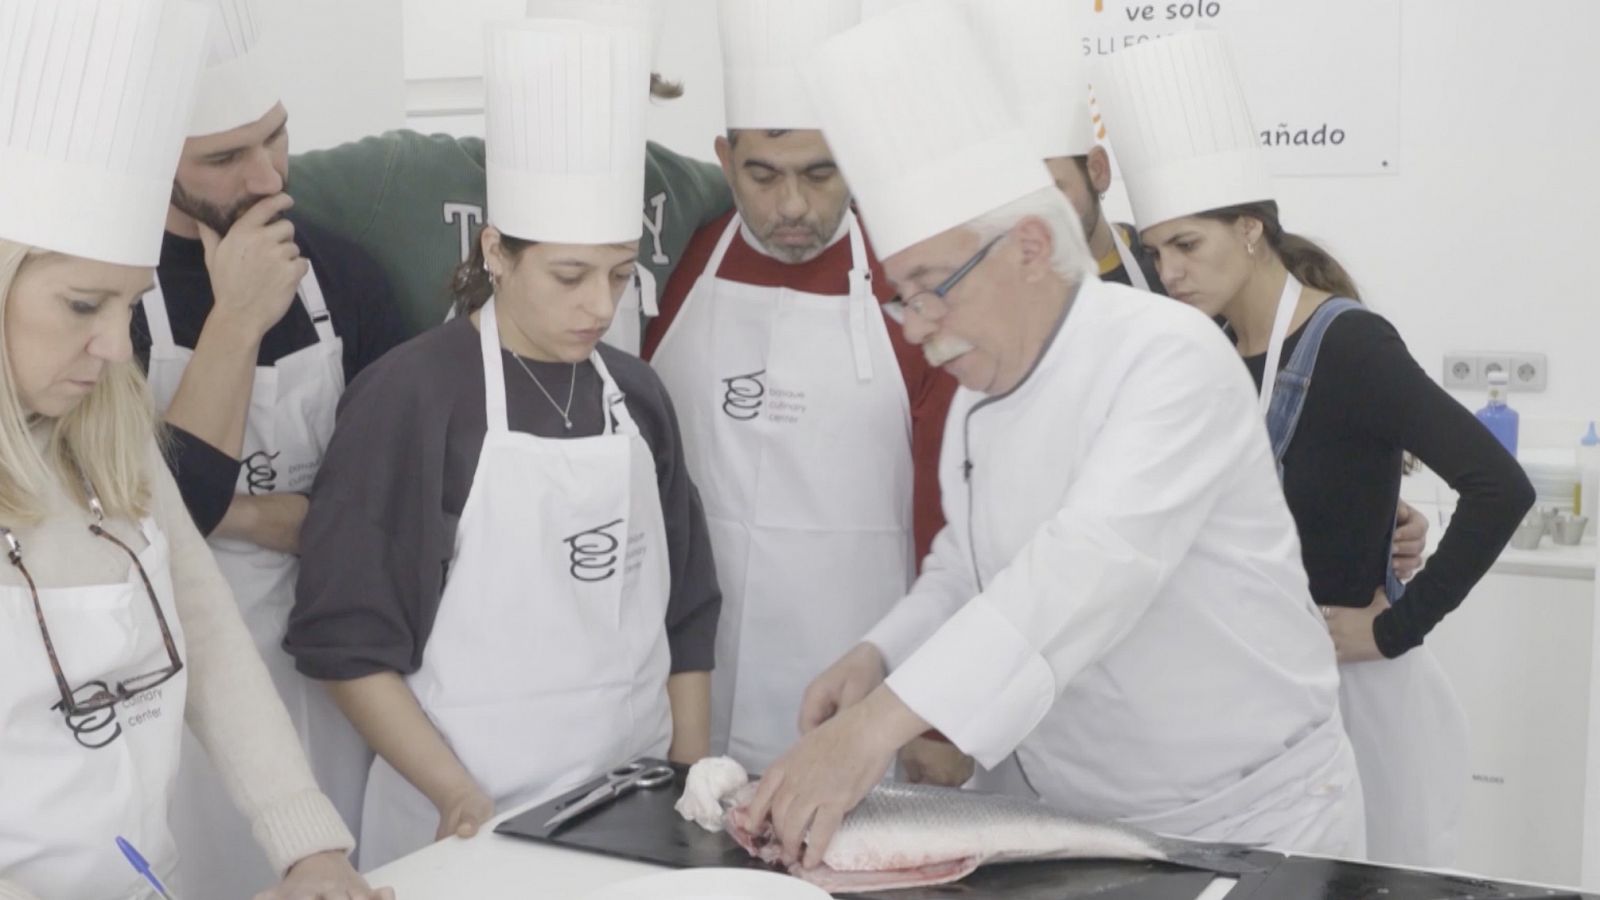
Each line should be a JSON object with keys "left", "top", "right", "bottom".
{"left": 1481, "top": 355, "right": 1514, "bottom": 382}
{"left": 1443, "top": 354, "right": 1481, "bottom": 389}
{"left": 1443, "top": 352, "right": 1549, "bottom": 391}
{"left": 1510, "top": 352, "right": 1548, "bottom": 392}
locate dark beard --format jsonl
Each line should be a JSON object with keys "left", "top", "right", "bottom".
{"left": 170, "top": 181, "right": 273, "bottom": 235}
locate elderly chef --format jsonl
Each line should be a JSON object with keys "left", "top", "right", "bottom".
{"left": 744, "top": 0, "right": 1364, "bottom": 868}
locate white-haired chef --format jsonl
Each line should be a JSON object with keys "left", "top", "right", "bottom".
{"left": 744, "top": 0, "right": 1364, "bottom": 868}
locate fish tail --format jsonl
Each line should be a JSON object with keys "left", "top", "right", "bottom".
{"left": 1155, "top": 836, "right": 1273, "bottom": 877}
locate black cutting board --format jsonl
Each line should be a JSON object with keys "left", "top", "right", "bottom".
{"left": 494, "top": 760, "right": 1262, "bottom": 899}
{"left": 494, "top": 762, "right": 1592, "bottom": 900}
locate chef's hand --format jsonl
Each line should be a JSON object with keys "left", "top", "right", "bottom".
{"left": 433, "top": 779, "right": 494, "bottom": 841}
{"left": 797, "top": 642, "right": 888, "bottom": 734}
{"left": 1392, "top": 500, "right": 1428, "bottom": 581}
{"left": 899, "top": 736, "right": 975, "bottom": 787}
{"left": 750, "top": 685, "right": 928, "bottom": 869}
{"left": 198, "top": 192, "right": 308, "bottom": 341}
{"left": 1321, "top": 589, "right": 1387, "bottom": 663}
{"left": 252, "top": 850, "right": 395, "bottom": 900}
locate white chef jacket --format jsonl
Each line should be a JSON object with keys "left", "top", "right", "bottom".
{"left": 867, "top": 278, "right": 1345, "bottom": 825}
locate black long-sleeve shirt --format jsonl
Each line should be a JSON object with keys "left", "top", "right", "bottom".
{"left": 132, "top": 216, "right": 406, "bottom": 533}
{"left": 285, "top": 314, "right": 722, "bottom": 679}
{"left": 1243, "top": 304, "right": 1535, "bottom": 657}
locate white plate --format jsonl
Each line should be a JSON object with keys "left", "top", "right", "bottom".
{"left": 581, "top": 867, "right": 832, "bottom": 900}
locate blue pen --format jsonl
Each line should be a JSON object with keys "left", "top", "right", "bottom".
{"left": 116, "top": 836, "right": 176, "bottom": 900}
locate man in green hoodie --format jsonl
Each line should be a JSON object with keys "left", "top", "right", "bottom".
{"left": 288, "top": 79, "right": 732, "bottom": 339}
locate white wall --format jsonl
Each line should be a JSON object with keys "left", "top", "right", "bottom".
{"left": 258, "top": 0, "right": 406, "bottom": 152}
{"left": 1092, "top": 0, "right": 1598, "bottom": 434}
{"left": 401, "top": 0, "right": 1599, "bottom": 442}
{"left": 1266, "top": 2, "right": 1600, "bottom": 432}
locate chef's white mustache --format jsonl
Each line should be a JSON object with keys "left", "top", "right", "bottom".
{"left": 922, "top": 335, "right": 974, "bottom": 367}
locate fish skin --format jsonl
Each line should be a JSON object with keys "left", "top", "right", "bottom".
{"left": 723, "top": 780, "right": 1200, "bottom": 891}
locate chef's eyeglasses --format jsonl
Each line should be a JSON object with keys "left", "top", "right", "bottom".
{"left": 2, "top": 493, "right": 183, "bottom": 722}
{"left": 883, "top": 233, "right": 1006, "bottom": 326}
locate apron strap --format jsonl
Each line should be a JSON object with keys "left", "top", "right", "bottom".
{"left": 297, "top": 264, "right": 338, "bottom": 343}
{"left": 1109, "top": 224, "right": 1152, "bottom": 293}
{"left": 1259, "top": 296, "right": 1405, "bottom": 606}
{"left": 478, "top": 298, "right": 511, "bottom": 434}
{"left": 844, "top": 211, "right": 876, "bottom": 383}
{"left": 589, "top": 349, "right": 641, "bottom": 437}
{"left": 147, "top": 265, "right": 335, "bottom": 349}
{"left": 1262, "top": 296, "right": 1363, "bottom": 472}
{"left": 1255, "top": 274, "right": 1304, "bottom": 418}
{"left": 142, "top": 277, "right": 178, "bottom": 351}
{"left": 707, "top": 215, "right": 741, "bottom": 278}
{"left": 635, "top": 266, "right": 659, "bottom": 318}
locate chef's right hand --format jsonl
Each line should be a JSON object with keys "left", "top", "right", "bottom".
{"left": 798, "top": 642, "right": 887, "bottom": 734}
{"left": 197, "top": 193, "right": 307, "bottom": 340}
{"left": 432, "top": 780, "right": 494, "bottom": 841}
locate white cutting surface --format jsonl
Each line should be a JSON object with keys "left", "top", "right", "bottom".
{"left": 362, "top": 799, "right": 1242, "bottom": 899}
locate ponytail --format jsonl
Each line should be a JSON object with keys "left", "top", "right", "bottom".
{"left": 449, "top": 229, "right": 536, "bottom": 317}
{"left": 1273, "top": 231, "right": 1360, "bottom": 301}
{"left": 1199, "top": 201, "right": 1360, "bottom": 301}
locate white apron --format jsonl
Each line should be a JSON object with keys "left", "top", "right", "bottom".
{"left": 1340, "top": 650, "right": 1469, "bottom": 866}
{"left": 0, "top": 517, "right": 188, "bottom": 900}
{"left": 1256, "top": 282, "right": 1470, "bottom": 867}
{"left": 650, "top": 213, "right": 914, "bottom": 771}
{"left": 1109, "top": 224, "right": 1152, "bottom": 293}
{"left": 357, "top": 297, "right": 674, "bottom": 869}
{"left": 143, "top": 269, "right": 371, "bottom": 887}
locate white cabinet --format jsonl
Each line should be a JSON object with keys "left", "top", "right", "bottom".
{"left": 1428, "top": 568, "right": 1597, "bottom": 888}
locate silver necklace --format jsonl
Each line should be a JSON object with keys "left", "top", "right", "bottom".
{"left": 512, "top": 355, "right": 578, "bottom": 430}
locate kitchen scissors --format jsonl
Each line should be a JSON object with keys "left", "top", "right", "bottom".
{"left": 543, "top": 760, "right": 675, "bottom": 832}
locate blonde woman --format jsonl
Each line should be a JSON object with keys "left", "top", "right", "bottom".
{"left": 0, "top": 2, "right": 391, "bottom": 898}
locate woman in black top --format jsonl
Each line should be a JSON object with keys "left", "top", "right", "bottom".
{"left": 1100, "top": 31, "right": 1534, "bottom": 869}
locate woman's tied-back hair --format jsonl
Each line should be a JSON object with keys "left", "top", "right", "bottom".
{"left": 0, "top": 240, "right": 157, "bottom": 523}
{"left": 450, "top": 231, "right": 539, "bottom": 316}
{"left": 1198, "top": 200, "right": 1361, "bottom": 301}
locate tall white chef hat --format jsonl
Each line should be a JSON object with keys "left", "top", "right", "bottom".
{"left": 0, "top": 0, "right": 210, "bottom": 266}
{"left": 1094, "top": 31, "right": 1273, "bottom": 228}
{"left": 188, "top": 0, "right": 280, "bottom": 137}
{"left": 963, "top": 0, "right": 1094, "bottom": 159}
{"left": 484, "top": 18, "right": 652, "bottom": 244}
{"left": 719, "top": 0, "right": 861, "bottom": 130}
{"left": 526, "top": 0, "right": 662, "bottom": 67}
{"left": 805, "top": 0, "right": 1051, "bottom": 259}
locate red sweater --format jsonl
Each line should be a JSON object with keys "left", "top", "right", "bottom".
{"left": 643, "top": 210, "right": 956, "bottom": 565}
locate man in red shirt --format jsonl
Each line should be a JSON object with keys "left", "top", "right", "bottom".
{"left": 643, "top": 0, "right": 954, "bottom": 775}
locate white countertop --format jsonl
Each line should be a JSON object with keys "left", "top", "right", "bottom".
{"left": 363, "top": 797, "right": 1600, "bottom": 899}
{"left": 363, "top": 805, "right": 662, "bottom": 899}
{"left": 1403, "top": 500, "right": 1597, "bottom": 581}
